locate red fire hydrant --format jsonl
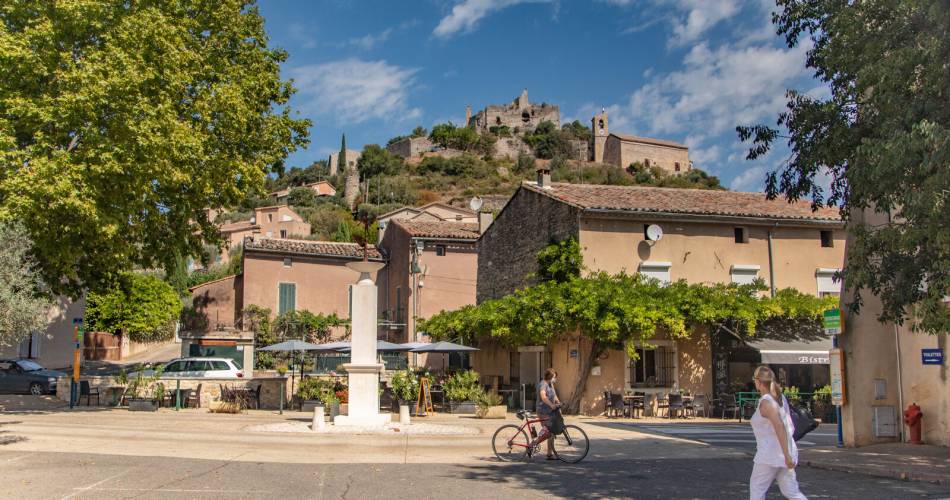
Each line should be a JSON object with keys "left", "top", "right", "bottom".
{"left": 903, "top": 403, "right": 923, "bottom": 445}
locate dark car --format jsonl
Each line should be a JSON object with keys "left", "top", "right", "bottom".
{"left": 0, "top": 359, "right": 66, "bottom": 395}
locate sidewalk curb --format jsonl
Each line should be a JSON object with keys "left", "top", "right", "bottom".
{"left": 800, "top": 459, "right": 950, "bottom": 486}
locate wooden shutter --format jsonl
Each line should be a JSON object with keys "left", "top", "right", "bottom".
{"left": 278, "top": 283, "right": 296, "bottom": 315}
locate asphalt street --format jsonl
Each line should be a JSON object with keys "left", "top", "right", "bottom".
{"left": 2, "top": 449, "right": 949, "bottom": 499}
{"left": 599, "top": 421, "right": 840, "bottom": 450}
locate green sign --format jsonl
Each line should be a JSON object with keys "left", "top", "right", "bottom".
{"left": 823, "top": 309, "right": 842, "bottom": 335}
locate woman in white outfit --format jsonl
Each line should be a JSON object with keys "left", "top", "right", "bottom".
{"left": 749, "top": 366, "right": 807, "bottom": 500}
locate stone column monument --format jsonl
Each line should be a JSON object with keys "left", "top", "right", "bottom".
{"left": 334, "top": 260, "right": 390, "bottom": 427}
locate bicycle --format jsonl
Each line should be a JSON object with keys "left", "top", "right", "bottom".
{"left": 491, "top": 409, "right": 590, "bottom": 463}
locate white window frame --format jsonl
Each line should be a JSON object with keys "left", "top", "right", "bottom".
{"left": 730, "top": 264, "right": 761, "bottom": 285}
{"left": 624, "top": 340, "right": 678, "bottom": 391}
{"left": 639, "top": 261, "right": 672, "bottom": 285}
{"left": 816, "top": 268, "right": 842, "bottom": 295}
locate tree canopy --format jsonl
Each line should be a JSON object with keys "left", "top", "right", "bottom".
{"left": 736, "top": 0, "right": 949, "bottom": 332}
{"left": 0, "top": 0, "right": 309, "bottom": 297}
{"left": 86, "top": 272, "right": 182, "bottom": 343}
{"left": 0, "top": 222, "right": 53, "bottom": 346}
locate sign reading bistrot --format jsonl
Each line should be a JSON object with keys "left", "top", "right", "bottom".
{"left": 922, "top": 348, "right": 944, "bottom": 365}
{"left": 823, "top": 309, "right": 842, "bottom": 335}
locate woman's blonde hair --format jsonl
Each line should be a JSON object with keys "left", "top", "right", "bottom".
{"left": 754, "top": 365, "right": 784, "bottom": 407}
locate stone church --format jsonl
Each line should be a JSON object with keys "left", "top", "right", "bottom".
{"left": 466, "top": 89, "right": 559, "bottom": 134}
{"left": 590, "top": 109, "right": 692, "bottom": 173}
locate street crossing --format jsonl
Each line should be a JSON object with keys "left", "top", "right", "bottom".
{"left": 625, "top": 422, "right": 840, "bottom": 450}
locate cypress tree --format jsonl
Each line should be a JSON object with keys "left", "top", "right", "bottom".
{"left": 338, "top": 134, "right": 347, "bottom": 173}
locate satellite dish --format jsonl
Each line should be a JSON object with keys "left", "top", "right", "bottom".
{"left": 646, "top": 224, "right": 664, "bottom": 242}
{"left": 469, "top": 196, "right": 483, "bottom": 212}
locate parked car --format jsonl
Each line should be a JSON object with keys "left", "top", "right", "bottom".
{"left": 0, "top": 359, "right": 67, "bottom": 395}
{"left": 141, "top": 357, "right": 244, "bottom": 379}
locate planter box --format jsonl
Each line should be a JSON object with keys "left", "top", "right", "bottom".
{"left": 476, "top": 405, "right": 507, "bottom": 419}
{"left": 128, "top": 399, "right": 159, "bottom": 412}
{"left": 301, "top": 400, "right": 322, "bottom": 413}
{"left": 209, "top": 401, "right": 242, "bottom": 414}
{"left": 448, "top": 401, "right": 476, "bottom": 414}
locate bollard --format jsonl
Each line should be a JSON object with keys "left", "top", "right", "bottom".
{"left": 399, "top": 404, "right": 411, "bottom": 425}
{"left": 312, "top": 406, "right": 325, "bottom": 430}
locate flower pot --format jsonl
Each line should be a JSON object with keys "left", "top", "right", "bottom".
{"left": 128, "top": 398, "right": 159, "bottom": 412}
{"left": 329, "top": 403, "right": 341, "bottom": 419}
{"left": 301, "top": 400, "right": 322, "bottom": 413}
{"left": 340, "top": 403, "right": 348, "bottom": 416}
{"left": 448, "top": 401, "right": 476, "bottom": 414}
{"left": 399, "top": 404, "right": 411, "bottom": 424}
{"left": 392, "top": 400, "right": 419, "bottom": 415}
{"left": 476, "top": 405, "right": 507, "bottom": 419}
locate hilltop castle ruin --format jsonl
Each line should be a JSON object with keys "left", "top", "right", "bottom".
{"left": 465, "top": 89, "right": 559, "bottom": 134}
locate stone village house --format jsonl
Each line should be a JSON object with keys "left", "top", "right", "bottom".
{"left": 472, "top": 172, "right": 846, "bottom": 415}
{"left": 214, "top": 205, "right": 311, "bottom": 265}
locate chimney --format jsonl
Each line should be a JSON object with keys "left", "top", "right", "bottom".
{"left": 478, "top": 211, "right": 493, "bottom": 234}
{"left": 536, "top": 166, "right": 551, "bottom": 189}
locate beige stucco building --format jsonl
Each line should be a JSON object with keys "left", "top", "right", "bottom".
{"left": 0, "top": 297, "right": 85, "bottom": 370}
{"left": 838, "top": 208, "right": 949, "bottom": 447}
{"left": 215, "top": 205, "right": 311, "bottom": 264}
{"left": 269, "top": 180, "right": 336, "bottom": 204}
{"left": 475, "top": 178, "right": 845, "bottom": 415}
{"left": 590, "top": 109, "right": 691, "bottom": 173}
{"left": 377, "top": 202, "right": 477, "bottom": 239}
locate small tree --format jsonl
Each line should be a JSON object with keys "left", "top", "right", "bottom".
{"left": 86, "top": 273, "right": 182, "bottom": 343}
{"left": 0, "top": 222, "right": 52, "bottom": 347}
{"left": 338, "top": 134, "right": 347, "bottom": 173}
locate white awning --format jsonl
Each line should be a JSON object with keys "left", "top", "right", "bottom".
{"left": 746, "top": 337, "right": 833, "bottom": 365}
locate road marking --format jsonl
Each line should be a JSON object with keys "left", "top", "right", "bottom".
{"left": 81, "top": 488, "right": 272, "bottom": 493}
{"left": 63, "top": 472, "right": 128, "bottom": 500}
{"left": 0, "top": 454, "right": 29, "bottom": 464}
{"left": 701, "top": 439, "right": 757, "bottom": 443}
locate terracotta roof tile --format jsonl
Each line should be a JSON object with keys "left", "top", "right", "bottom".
{"left": 219, "top": 221, "right": 258, "bottom": 233}
{"left": 609, "top": 133, "right": 688, "bottom": 150}
{"left": 525, "top": 182, "right": 841, "bottom": 223}
{"left": 244, "top": 236, "right": 385, "bottom": 260}
{"left": 391, "top": 219, "right": 480, "bottom": 240}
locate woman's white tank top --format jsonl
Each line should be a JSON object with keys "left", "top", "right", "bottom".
{"left": 751, "top": 394, "right": 798, "bottom": 466}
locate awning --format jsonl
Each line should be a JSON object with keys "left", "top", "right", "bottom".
{"left": 746, "top": 337, "right": 833, "bottom": 365}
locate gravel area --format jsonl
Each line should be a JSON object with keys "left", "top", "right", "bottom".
{"left": 245, "top": 421, "right": 480, "bottom": 435}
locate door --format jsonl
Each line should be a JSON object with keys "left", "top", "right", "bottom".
{"left": 519, "top": 348, "right": 547, "bottom": 411}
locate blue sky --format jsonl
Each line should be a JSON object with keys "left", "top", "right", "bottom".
{"left": 259, "top": 0, "right": 822, "bottom": 192}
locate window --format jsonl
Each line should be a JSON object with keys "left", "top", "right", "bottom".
{"left": 730, "top": 265, "right": 760, "bottom": 285}
{"left": 267, "top": 214, "right": 273, "bottom": 222}
{"left": 629, "top": 346, "right": 675, "bottom": 387}
{"left": 435, "top": 245, "right": 447, "bottom": 256}
{"left": 638, "top": 261, "right": 671, "bottom": 285}
{"left": 163, "top": 361, "right": 184, "bottom": 373}
{"left": 211, "top": 361, "right": 230, "bottom": 370}
{"left": 820, "top": 230, "right": 834, "bottom": 248}
{"left": 674, "top": 162, "right": 681, "bottom": 172}
{"left": 816, "top": 268, "right": 841, "bottom": 296}
{"left": 279, "top": 229, "right": 287, "bottom": 239}
{"left": 278, "top": 282, "right": 296, "bottom": 315}
{"left": 521, "top": 111, "right": 530, "bottom": 123}
{"left": 734, "top": 227, "right": 748, "bottom": 244}
{"left": 496, "top": 116, "right": 502, "bottom": 125}
{"left": 186, "top": 360, "right": 212, "bottom": 371}
{"left": 283, "top": 258, "right": 292, "bottom": 268}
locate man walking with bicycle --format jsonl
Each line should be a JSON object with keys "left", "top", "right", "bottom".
{"left": 536, "top": 368, "right": 561, "bottom": 460}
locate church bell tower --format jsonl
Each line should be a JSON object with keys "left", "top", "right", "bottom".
{"left": 591, "top": 108, "right": 608, "bottom": 163}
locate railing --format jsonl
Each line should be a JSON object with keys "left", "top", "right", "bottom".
{"left": 311, "top": 354, "right": 407, "bottom": 374}
{"left": 734, "top": 391, "right": 835, "bottom": 422}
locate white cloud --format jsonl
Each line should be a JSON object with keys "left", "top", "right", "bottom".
{"left": 668, "top": 0, "right": 741, "bottom": 45}
{"left": 730, "top": 166, "right": 767, "bottom": 192}
{"left": 289, "top": 59, "right": 422, "bottom": 124}
{"left": 433, "top": 0, "right": 553, "bottom": 39}
{"left": 288, "top": 23, "right": 317, "bottom": 49}
{"left": 337, "top": 20, "right": 420, "bottom": 51}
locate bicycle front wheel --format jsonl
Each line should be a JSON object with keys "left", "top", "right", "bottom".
{"left": 491, "top": 424, "right": 530, "bottom": 462}
{"left": 552, "top": 424, "right": 589, "bottom": 463}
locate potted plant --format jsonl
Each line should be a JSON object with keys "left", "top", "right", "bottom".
{"left": 444, "top": 370, "right": 480, "bottom": 414}
{"left": 320, "top": 390, "right": 341, "bottom": 419}
{"left": 276, "top": 364, "right": 288, "bottom": 377}
{"left": 389, "top": 368, "right": 419, "bottom": 423}
{"left": 811, "top": 385, "right": 833, "bottom": 422}
{"left": 475, "top": 389, "right": 506, "bottom": 419}
{"left": 333, "top": 379, "right": 348, "bottom": 415}
{"left": 211, "top": 385, "right": 246, "bottom": 414}
{"left": 124, "top": 365, "right": 164, "bottom": 412}
{"left": 297, "top": 378, "right": 330, "bottom": 413}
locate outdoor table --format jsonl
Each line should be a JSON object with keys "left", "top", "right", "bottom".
{"left": 623, "top": 395, "right": 644, "bottom": 418}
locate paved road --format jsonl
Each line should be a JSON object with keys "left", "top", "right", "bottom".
{"left": 598, "top": 421, "right": 840, "bottom": 450}
{"left": 2, "top": 450, "right": 949, "bottom": 499}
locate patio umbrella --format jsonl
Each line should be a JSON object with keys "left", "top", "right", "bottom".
{"left": 410, "top": 341, "right": 479, "bottom": 373}
{"left": 260, "top": 340, "right": 326, "bottom": 399}
{"left": 311, "top": 340, "right": 352, "bottom": 351}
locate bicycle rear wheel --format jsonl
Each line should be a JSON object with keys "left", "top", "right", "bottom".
{"left": 552, "top": 424, "right": 589, "bottom": 463}
{"left": 491, "top": 424, "right": 530, "bottom": 462}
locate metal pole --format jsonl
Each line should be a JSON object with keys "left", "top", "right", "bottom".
{"left": 767, "top": 228, "right": 777, "bottom": 298}
{"left": 833, "top": 335, "right": 843, "bottom": 447}
{"left": 175, "top": 379, "right": 181, "bottom": 411}
{"left": 279, "top": 379, "right": 285, "bottom": 415}
{"left": 894, "top": 323, "right": 905, "bottom": 442}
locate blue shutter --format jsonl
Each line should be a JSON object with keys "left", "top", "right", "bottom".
{"left": 278, "top": 283, "right": 296, "bottom": 315}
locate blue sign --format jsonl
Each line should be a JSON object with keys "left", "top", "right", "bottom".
{"left": 922, "top": 349, "right": 944, "bottom": 365}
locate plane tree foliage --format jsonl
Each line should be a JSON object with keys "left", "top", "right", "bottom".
{"left": 0, "top": 0, "right": 309, "bottom": 297}
{"left": 420, "top": 239, "right": 834, "bottom": 413}
{"left": 86, "top": 272, "right": 182, "bottom": 343}
{"left": 736, "top": 0, "right": 949, "bottom": 332}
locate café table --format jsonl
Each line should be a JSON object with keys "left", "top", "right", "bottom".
{"left": 622, "top": 395, "right": 645, "bottom": 418}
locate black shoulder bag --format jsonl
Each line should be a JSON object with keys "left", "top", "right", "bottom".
{"left": 786, "top": 397, "right": 818, "bottom": 441}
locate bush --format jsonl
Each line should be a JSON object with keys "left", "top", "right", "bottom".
{"left": 87, "top": 273, "right": 182, "bottom": 343}
{"left": 296, "top": 377, "right": 335, "bottom": 402}
{"left": 475, "top": 390, "right": 503, "bottom": 410}
{"left": 523, "top": 121, "right": 574, "bottom": 159}
{"left": 443, "top": 370, "right": 481, "bottom": 402}
{"left": 389, "top": 368, "right": 420, "bottom": 404}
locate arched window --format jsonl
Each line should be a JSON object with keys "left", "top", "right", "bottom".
{"left": 495, "top": 116, "right": 502, "bottom": 125}
{"left": 522, "top": 111, "right": 530, "bottom": 123}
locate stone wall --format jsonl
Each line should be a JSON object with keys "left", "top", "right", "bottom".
{"left": 603, "top": 135, "right": 690, "bottom": 173}
{"left": 493, "top": 137, "right": 532, "bottom": 159}
{"left": 386, "top": 137, "right": 433, "bottom": 159}
{"left": 477, "top": 187, "right": 580, "bottom": 302}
